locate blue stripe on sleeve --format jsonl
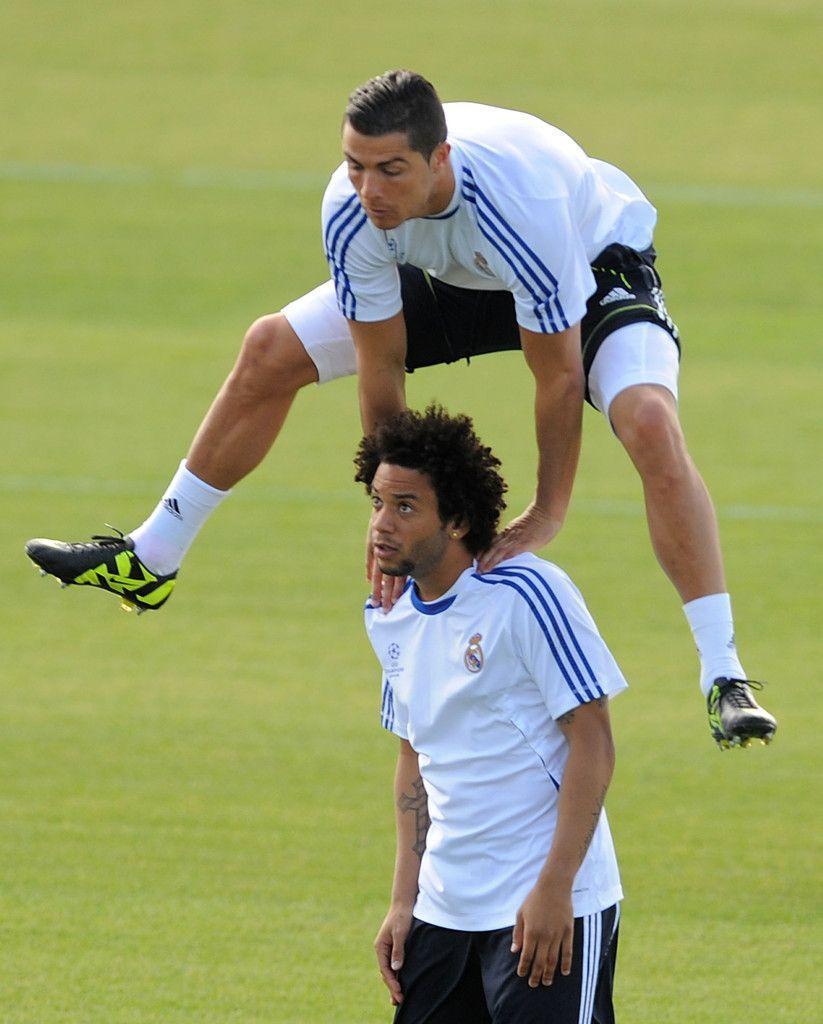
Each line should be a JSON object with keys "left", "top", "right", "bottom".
{"left": 463, "top": 170, "right": 562, "bottom": 290}
{"left": 463, "top": 168, "right": 569, "bottom": 330}
{"left": 380, "top": 677, "right": 395, "bottom": 731}
{"left": 326, "top": 209, "right": 367, "bottom": 318}
{"left": 489, "top": 566, "right": 602, "bottom": 697}
{"left": 323, "top": 192, "right": 359, "bottom": 252}
{"left": 462, "top": 169, "right": 567, "bottom": 328}
{"left": 473, "top": 573, "right": 587, "bottom": 704}
{"left": 325, "top": 202, "right": 359, "bottom": 316}
{"left": 324, "top": 194, "right": 367, "bottom": 319}
{"left": 334, "top": 210, "right": 368, "bottom": 318}
{"left": 483, "top": 568, "right": 597, "bottom": 700}
{"left": 462, "top": 190, "right": 552, "bottom": 331}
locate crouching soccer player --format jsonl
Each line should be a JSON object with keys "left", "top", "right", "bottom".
{"left": 357, "top": 405, "right": 624, "bottom": 1023}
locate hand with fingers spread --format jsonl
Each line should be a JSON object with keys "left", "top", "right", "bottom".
{"left": 477, "top": 502, "right": 562, "bottom": 574}
{"left": 510, "top": 881, "right": 574, "bottom": 989}
{"left": 374, "top": 904, "right": 414, "bottom": 1006}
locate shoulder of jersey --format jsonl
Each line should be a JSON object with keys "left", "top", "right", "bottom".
{"left": 474, "top": 552, "right": 570, "bottom": 588}
{"left": 322, "top": 162, "right": 357, "bottom": 211}
{"left": 445, "top": 102, "right": 582, "bottom": 199}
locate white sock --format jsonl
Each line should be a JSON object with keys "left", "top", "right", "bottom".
{"left": 129, "top": 461, "right": 230, "bottom": 575}
{"left": 683, "top": 593, "right": 746, "bottom": 696}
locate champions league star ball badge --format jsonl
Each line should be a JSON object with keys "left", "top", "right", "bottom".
{"left": 464, "top": 633, "right": 484, "bottom": 673}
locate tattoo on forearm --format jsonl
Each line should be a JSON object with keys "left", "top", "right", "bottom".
{"left": 579, "top": 784, "right": 608, "bottom": 860}
{"left": 398, "top": 776, "right": 430, "bottom": 858}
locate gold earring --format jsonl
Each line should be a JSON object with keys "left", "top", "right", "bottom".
{"left": 451, "top": 530, "right": 459, "bottom": 538}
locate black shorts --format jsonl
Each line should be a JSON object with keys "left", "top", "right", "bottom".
{"left": 393, "top": 904, "right": 620, "bottom": 1024}
{"left": 400, "top": 244, "right": 680, "bottom": 404}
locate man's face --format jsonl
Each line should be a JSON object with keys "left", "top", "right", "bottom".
{"left": 369, "top": 463, "right": 451, "bottom": 578}
{"left": 342, "top": 121, "right": 449, "bottom": 230}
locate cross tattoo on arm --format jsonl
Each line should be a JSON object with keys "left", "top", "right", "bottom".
{"left": 398, "top": 776, "right": 430, "bottom": 858}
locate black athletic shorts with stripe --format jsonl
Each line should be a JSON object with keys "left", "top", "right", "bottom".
{"left": 393, "top": 904, "right": 619, "bottom": 1024}
{"left": 400, "top": 243, "right": 680, "bottom": 405}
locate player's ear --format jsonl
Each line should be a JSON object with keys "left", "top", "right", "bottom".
{"left": 430, "top": 141, "right": 450, "bottom": 172}
{"left": 447, "top": 517, "right": 469, "bottom": 541}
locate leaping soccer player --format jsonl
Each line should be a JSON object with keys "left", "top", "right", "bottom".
{"left": 359, "top": 405, "right": 623, "bottom": 1023}
{"left": 26, "top": 70, "right": 776, "bottom": 750}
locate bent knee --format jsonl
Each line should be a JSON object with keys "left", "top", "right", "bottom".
{"left": 612, "top": 386, "right": 689, "bottom": 468}
{"left": 234, "top": 313, "right": 318, "bottom": 394}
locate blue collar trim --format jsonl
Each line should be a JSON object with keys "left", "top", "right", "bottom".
{"left": 423, "top": 204, "right": 459, "bottom": 220}
{"left": 409, "top": 584, "right": 457, "bottom": 615}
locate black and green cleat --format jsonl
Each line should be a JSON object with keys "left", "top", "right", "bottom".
{"left": 707, "top": 678, "right": 777, "bottom": 750}
{"left": 25, "top": 529, "right": 176, "bottom": 614}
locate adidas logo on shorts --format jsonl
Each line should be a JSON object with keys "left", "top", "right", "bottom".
{"left": 599, "top": 286, "right": 636, "bottom": 305}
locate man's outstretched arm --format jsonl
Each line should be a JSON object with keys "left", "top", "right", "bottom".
{"left": 479, "top": 322, "right": 584, "bottom": 571}
{"left": 349, "top": 312, "right": 410, "bottom": 607}
{"left": 348, "top": 311, "right": 408, "bottom": 431}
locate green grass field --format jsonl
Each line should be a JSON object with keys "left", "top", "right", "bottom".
{"left": 2, "top": 2, "right": 821, "bottom": 1021}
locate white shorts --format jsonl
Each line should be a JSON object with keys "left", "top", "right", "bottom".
{"left": 282, "top": 280, "right": 680, "bottom": 421}
{"left": 282, "top": 281, "right": 358, "bottom": 383}
{"left": 587, "top": 321, "right": 680, "bottom": 418}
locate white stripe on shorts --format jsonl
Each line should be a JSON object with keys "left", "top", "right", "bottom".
{"left": 578, "top": 911, "right": 603, "bottom": 1024}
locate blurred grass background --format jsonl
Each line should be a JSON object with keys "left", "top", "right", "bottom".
{"left": 1, "top": 1, "right": 821, "bottom": 1021}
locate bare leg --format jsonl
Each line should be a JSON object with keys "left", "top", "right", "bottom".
{"left": 26, "top": 311, "right": 335, "bottom": 607}
{"left": 186, "top": 313, "right": 319, "bottom": 491}
{"left": 608, "top": 382, "right": 777, "bottom": 747}
{"left": 609, "top": 384, "right": 725, "bottom": 604}
{"left": 609, "top": 382, "right": 758, "bottom": 712}
{"left": 127, "top": 313, "right": 319, "bottom": 574}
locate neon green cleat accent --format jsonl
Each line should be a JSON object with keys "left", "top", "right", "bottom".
{"left": 706, "top": 678, "right": 777, "bottom": 751}
{"left": 25, "top": 529, "right": 177, "bottom": 613}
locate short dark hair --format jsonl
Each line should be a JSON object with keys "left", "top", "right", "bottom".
{"left": 354, "top": 404, "right": 507, "bottom": 556}
{"left": 344, "top": 70, "right": 447, "bottom": 159}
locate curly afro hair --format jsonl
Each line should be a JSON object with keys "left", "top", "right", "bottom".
{"left": 354, "top": 404, "right": 507, "bottom": 556}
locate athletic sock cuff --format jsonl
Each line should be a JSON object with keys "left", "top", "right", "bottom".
{"left": 683, "top": 592, "right": 732, "bottom": 631}
{"left": 177, "top": 460, "right": 231, "bottom": 504}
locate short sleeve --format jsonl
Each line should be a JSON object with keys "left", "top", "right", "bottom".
{"left": 380, "top": 675, "right": 409, "bottom": 739}
{"left": 501, "top": 561, "right": 628, "bottom": 719}
{"left": 506, "top": 197, "right": 595, "bottom": 334}
{"left": 365, "top": 598, "right": 409, "bottom": 738}
{"left": 321, "top": 177, "right": 402, "bottom": 322}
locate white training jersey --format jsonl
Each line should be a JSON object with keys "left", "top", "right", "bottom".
{"left": 324, "top": 101, "right": 657, "bottom": 333}
{"left": 364, "top": 553, "right": 628, "bottom": 931}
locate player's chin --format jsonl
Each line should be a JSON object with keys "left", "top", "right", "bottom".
{"left": 376, "top": 556, "right": 411, "bottom": 578}
{"left": 367, "top": 211, "right": 402, "bottom": 230}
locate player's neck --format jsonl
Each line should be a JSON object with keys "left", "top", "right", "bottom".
{"left": 414, "top": 547, "right": 473, "bottom": 602}
{"left": 424, "top": 158, "right": 456, "bottom": 217}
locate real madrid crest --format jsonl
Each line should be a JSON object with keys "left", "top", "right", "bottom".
{"left": 473, "top": 251, "right": 494, "bottom": 276}
{"left": 464, "top": 633, "right": 484, "bottom": 673}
